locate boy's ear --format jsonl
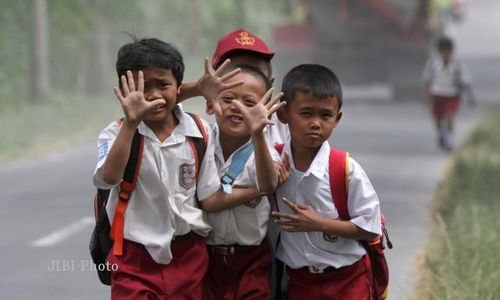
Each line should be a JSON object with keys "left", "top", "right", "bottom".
{"left": 270, "top": 76, "right": 275, "bottom": 85}
{"left": 177, "top": 84, "right": 182, "bottom": 95}
{"left": 277, "top": 105, "right": 288, "bottom": 124}
{"left": 333, "top": 111, "right": 343, "bottom": 128}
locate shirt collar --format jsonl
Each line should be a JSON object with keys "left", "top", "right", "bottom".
{"left": 283, "top": 140, "right": 330, "bottom": 179}
{"left": 213, "top": 124, "right": 252, "bottom": 164}
{"left": 137, "top": 105, "right": 204, "bottom": 145}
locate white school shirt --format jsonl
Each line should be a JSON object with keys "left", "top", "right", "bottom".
{"left": 204, "top": 125, "right": 280, "bottom": 246}
{"left": 275, "top": 141, "right": 382, "bottom": 269}
{"left": 422, "top": 56, "right": 472, "bottom": 97}
{"left": 93, "top": 105, "right": 220, "bottom": 264}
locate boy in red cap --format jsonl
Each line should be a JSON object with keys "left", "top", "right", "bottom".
{"left": 179, "top": 28, "right": 290, "bottom": 146}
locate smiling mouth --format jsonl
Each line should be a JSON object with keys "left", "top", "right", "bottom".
{"left": 228, "top": 115, "right": 244, "bottom": 123}
{"left": 153, "top": 103, "right": 166, "bottom": 111}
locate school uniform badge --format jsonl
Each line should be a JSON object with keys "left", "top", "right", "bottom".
{"left": 323, "top": 233, "right": 338, "bottom": 243}
{"left": 179, "top": 163, "right": 196, "bottom": 190}
{"left": 243, "top": 197, "right": 261, "bottom": 208}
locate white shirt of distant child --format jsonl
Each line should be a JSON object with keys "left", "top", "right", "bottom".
{"left": 422, "top": 54, "right": 472, "bottom": 97}
{"left": 93, "top": 105, "right": 220, "bottom": 264}
{"left": 275, "top": 140, "right": 382, "bottom": 270}
{"left": 205, "top": 123, "right": 281, "bottom": 246}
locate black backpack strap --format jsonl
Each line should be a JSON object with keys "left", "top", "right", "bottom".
{"left": 186, "top": 112, "right": 208, "bottom": 182}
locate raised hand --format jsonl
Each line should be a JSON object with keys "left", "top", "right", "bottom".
{"left": 112, "top": 70, "right": 166, "bottom": 126}
{"left": 197, "top": 58, "right": 243, "bottom": 116}
{"left": 275, "top": 153, "right": 291, "bottom": 186}
{"left": 272, "top": 197, "right": 322, "bottom": 232}
{"left": 231, "top": 88, "right": 286, "bottom": 136}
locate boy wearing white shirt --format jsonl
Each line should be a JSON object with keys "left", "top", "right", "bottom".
{"left": 200, "top": 65, "right": 285, "bottom": 300}
{"left": 94, "top": 37, "right": 256, "bottom": 300}
{"left": 272, "top": 64, "right": 382, "bottom": 300}
{"left": 422, "top": 36, "right": 476, "bottom": 151}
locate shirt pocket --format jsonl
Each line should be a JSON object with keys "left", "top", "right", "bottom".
{"left": 174, "top": 158, "right": 197, "bottom": 196}
{"left": 307, "top": 209, "right": 346, "bottom": 253}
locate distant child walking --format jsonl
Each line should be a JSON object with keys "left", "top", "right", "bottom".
{"left": 422, "top": 36, "right": 476, "bottom": 151}
{"left": 272, "top": 64, "right": 382, "bottom": 300}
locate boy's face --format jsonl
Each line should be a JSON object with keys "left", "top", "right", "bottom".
{"left": 214, "top": 72, "right": 266, "bottom": 138}
{"left": 134, "top": 66, "right": 181, "bottom": 123}
{"left": 278, "top": 91, "right": 342, "bottom": 150}
{"left": 439, "top": 48, "right": 452, "bottom": 62}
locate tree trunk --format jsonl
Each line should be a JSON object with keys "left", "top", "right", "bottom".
{"left": 84, "top": 0, "right": 110, "bottom": 96}
{"left": 31, "top": 0, "right": 50, "bottom": 100}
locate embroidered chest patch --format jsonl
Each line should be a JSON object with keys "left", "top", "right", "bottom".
{"left": 179, "top": 163, "right": 196, "bottom": 190}
{"left": 323, "top": 233, "right": 338, "bottom": 243}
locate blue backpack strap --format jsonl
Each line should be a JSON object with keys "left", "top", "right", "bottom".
{"left": 220, "top": 142, "right": 254, "bottom": 193}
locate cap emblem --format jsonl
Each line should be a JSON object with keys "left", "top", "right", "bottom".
{"left": 235, "top": 31, "right": 255, "bottom": 46}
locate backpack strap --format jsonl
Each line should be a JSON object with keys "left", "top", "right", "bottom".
{"left": 186, "top": 112, "right": 208, "bottom": 184}
{"left": 220, "top": 142, "right": 254, "bottom": 193}
{"left": 110, "top": 129, "right": 144, "bottom": 256}
{"left": 328, "top": 149, "right": 350, "bottom": 220}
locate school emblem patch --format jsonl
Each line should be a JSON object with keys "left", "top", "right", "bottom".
{"left": 243, "top": 197, "right": 261, "bottom": 208}
{"left": 179, "top": 163, "right": 196, "bottom": 190}
{"left": 323, "top": 233, "right": 338, "bottom": 243}
{"left": 236, "top": 31, "right": 255, "bottom": 46}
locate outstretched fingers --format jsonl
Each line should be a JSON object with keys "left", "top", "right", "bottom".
{"left": 113, "top": 87, "right": 125, "bottom": 103}
{"left": 137, "top": 71, "right": 144, "bottom": 92}
{"left": 214, "top": 58, "right": 231, "bottom": 77}
{"left": 126, "top": 70, "right": 136, "bottom": 92}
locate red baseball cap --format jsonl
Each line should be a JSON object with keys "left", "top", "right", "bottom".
{"left": 212, "top": 28, "right": 275, "bottom": 69}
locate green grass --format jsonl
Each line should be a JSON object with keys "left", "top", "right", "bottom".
{"left": 414, "top": 104, "right": 500, "bottom": 300}
{"left": 0, "top": 92, "right": 121, "bottom": 164}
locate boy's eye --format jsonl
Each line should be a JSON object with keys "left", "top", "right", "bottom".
{"left": 300, "top": 111, "right": 311, "bottom": 117}
{"left": 244, "top": 100, "right": 256, "bottom": 107}
{"left": 321, "top": 113, "right": 333, "bottom": 118}
{"left": 222, "top": 96, "right": 234, "bottom": 103}
{"left": 159, "top": 82, "right": 170, "bottom": 89}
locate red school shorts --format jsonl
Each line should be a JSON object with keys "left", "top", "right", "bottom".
{"left": 432, "top": 95, "right": 460, "bottom": 117}
{"left": 287, "top": 255, "right": 374, "bottom": 300}
{"left": 204, "top": 240, "right": 272, "bottom": 300}
{"left": 107, "top": 235, "right": 208, "bottom": 300}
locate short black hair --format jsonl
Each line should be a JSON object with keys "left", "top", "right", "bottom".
{"left": 115, "top": 37, "right": 184, "bottom": 85}
{"left": 220, "top": 64, "right": 272, "bottom": 92}
{"left": 437, "top": 36, "right": 453, "bottom": 52}
{"left": 281, "top": 64, "right": 343, "bottom": 109}
{"left": 220, "top": 50, "right": 273, "bottom": 77}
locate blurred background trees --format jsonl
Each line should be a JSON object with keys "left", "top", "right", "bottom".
{"left": 0, "top": 0, "right": 294, "bottom": 106}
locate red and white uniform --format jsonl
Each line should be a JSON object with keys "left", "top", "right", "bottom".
{"left": 275, "top": 141, "right": 381, "bottom": 300}
{"left": 203, "top": 124, "right": 280, "bottom": 300}
{"left": 93, "top": 105, "right": 220, "bottom": 299}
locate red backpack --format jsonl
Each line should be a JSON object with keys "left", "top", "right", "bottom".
{"left": 275, "top": 144, "right": 392, "bottom": 300}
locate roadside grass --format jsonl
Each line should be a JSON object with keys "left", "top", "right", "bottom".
{"left": 0, "top": 92, "right": 121, "bottom": 164}
{"left": 413, "top": 104, "right": 500, "bottom": 300}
